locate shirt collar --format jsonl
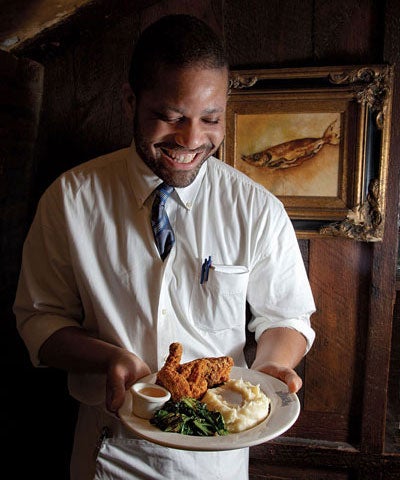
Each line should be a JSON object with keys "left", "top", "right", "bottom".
{"left": 126, "top": 139, "right": 208, "bottom": 211}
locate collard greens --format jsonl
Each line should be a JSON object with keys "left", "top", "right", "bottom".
{"left": 150, "top": 397, "right": 228, "bottom": 436}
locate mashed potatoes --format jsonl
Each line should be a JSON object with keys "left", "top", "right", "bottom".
{"left": 202, "top": 378, "right": 270, "bottom": 433}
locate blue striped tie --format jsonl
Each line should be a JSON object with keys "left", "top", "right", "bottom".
{"left": 151, "top": 183, "right": 175, "bottom": 261}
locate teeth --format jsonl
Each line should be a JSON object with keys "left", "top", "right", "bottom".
{"left": 163, "top": 149, "right": 197, "bottom": 164}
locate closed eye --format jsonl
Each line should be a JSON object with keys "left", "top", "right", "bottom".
{"left": 157, "top": 113, "right": 184, "bottom": 124}
{"left": 202, "top": 118, "right": 220, "bottom": 124}
{"left": 154, "top": 110, "right": 221, "bottom": 125}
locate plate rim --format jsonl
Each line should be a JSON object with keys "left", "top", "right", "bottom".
{"left": 118, "top": 366, "right": 300, "bottom": 451}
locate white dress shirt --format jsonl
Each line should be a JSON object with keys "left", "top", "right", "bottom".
{"left": 14, "top": 142, "right": 316, "bottom": 479}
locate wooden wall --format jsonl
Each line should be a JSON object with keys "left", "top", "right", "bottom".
{"left": 2, "top": 0, "right": 399, "bottom": 479}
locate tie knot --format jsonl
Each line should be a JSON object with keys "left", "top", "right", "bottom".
{"left": 155, "top": 183, "right": 174, "bottom": 206}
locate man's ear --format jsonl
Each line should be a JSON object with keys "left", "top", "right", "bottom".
{"left": 122, "top": 83, "right": 135, "bottom": 120}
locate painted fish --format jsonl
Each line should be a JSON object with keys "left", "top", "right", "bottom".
{"left": 241, "top": 119, "right": 340, "bottom": 169}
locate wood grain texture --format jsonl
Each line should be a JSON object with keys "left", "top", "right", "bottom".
{"left": 139, "top": 0, "right": 223, "bottom": 33}
{"left": 224, "top": 0, "right": 313, "bottom": 68}
{"left": 359, "top": 0, "right": 400, "bottom": 455}
{"left": 306, "top": 238, "right": 370, "bottom": 412}
{"left": 278, "top": 237, "right": 371, "bottom": 443}
{"left": 313, "top": 0, "right": 383, "bottom": 64}
{"left": 387, "top": 294, "right": 400, "bottom": 452}
{"left": 0, "top": 0, "right": 90, "bottom": 49}
{"left": 383, "top": 0, "right": 400, "bottom": 456}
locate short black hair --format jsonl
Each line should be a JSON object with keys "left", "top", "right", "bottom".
{"left": 128, "top": 14, "right": 228, "bottom": 95}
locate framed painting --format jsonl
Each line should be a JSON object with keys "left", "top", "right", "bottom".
{"left": 223, "top": 65, "right": 393, "bottom": 241}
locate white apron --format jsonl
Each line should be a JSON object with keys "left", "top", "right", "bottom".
{"left": 70, "top": 404, "right": 249, "bottom": 480}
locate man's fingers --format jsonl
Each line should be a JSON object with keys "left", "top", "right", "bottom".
{"left": 106, "top": 380, "right": 126, "bottom": 413}
{"left": 105, "top": 358, "right": 152, "bottom": 413}
{"left": 254, "top": 362, "right": 303, "bottom": 393}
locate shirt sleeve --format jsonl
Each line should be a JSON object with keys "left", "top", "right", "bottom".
{"left": 13, "top": 182, "right": 83, "bottom": 366}
{"left": 246, "top": 200, "right": 316, "bottom": 354}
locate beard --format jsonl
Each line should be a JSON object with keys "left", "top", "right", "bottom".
{"left": 133, "top": 119, "right": 220, "bottom": 188}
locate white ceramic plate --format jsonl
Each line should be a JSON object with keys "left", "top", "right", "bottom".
{"left": 119, "top": 366, "right": 300, "bottom": 451}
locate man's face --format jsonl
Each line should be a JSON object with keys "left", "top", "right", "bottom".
{"left": 133, "top": 64, "right": 228, "bottom": 188}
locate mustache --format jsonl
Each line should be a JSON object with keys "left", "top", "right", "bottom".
{"left": 154, "top": 143, "right": 212, "bottom": 153}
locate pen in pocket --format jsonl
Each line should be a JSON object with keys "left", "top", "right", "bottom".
{"left": 200, "top": 256, "right": 212, "bottom": 284}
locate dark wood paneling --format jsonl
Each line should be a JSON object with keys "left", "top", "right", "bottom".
{"left": 359, "top": 0, "right": 400, "bottom": 456}
{"left": 313, "top": 0, "right": 384, "bottom": 64}
{"left": 0, "top": 50, "right": 44, "bottom": 376}
{"left": 383, "top": 0, "right": 400, "bottom": 457}
{"left": 32, "top": 12, "right": 139, "bottom": 197}
{"left": 249, "top": 438, "right": 400, "bottom": 478}
{"left": 250, "top": 463, "right": 353, "bottom": 480}
{"left": 299, "top": 238, "right": 371, "bottom": 445}
{"left": 0, "top": 49, "right": 79, "bottom": 480}
{"left": 4, "top": 0, "right": 399, "bottom": 479}
{"left": 387, "top": 293, "right": 400, "bottom": 452}
{"left": 139, "top": 0, "right": 223, "bottom": 32}
{"left": 224, "top": 0, "right": 314, "bottom": 68}
{"left": 0, "top": 50, "right": 43, "bottom": 295}
{"left": 11, "top": 0, "right": 158, "bottom": 58}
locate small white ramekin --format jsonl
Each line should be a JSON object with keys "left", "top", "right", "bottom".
{"left": 131, "top": 382, "right": 171, "bottom": 419}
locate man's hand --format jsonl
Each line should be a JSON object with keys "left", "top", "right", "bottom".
{"left": 251, "top": 327, "right": 307, "bottom": 393}
{"left": 106, "top": 350, "right": 151, "bottom": 413}
{"left": 39, "top": 326, "right": 151, "bottom": 413}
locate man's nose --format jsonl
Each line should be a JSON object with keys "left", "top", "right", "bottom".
{"left": 174, "top": 120, "right": 204, "bottom": 149}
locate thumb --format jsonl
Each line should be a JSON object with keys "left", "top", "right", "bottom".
{"left": 282, "top": 370, "right": 303, "bottom": 393}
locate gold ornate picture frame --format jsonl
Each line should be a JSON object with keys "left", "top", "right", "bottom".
{"left": 223, "top": 65, "right": 393, "bottom": 241}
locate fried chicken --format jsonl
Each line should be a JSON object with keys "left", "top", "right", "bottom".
{"left": 156, "top": 342, "right": 234, "bottom": 402}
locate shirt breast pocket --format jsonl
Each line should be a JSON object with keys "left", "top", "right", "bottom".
{"left": 189, "top": 264, "right": 249, "bottom": 332}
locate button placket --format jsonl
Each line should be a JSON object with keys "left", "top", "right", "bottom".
{"left": 156, "top": 258, "right": 175, "bottom": 369}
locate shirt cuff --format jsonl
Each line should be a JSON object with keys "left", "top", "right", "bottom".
{"left": 17, "top": 314, "right": 82, "bottom": 366}
{"left": 249, "top": 314, "right": 316, "bottom": 355}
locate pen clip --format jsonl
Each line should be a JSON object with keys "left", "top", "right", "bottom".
{"left": 205, "top": 256, "right": 212, "bottom": 281}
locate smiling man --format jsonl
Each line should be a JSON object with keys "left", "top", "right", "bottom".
{"left": 126, "top": 17, "right": 229, "bottom": 189}
{"left": 14, "top": 14, "right": 315, "bottom": 480}
{"left": 129, "top": 64, "right": 227, "bottom": 187}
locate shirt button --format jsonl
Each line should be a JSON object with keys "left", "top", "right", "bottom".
{"left": 161, "top": 309, "right": 167, "bottom": 315}
{"left": 186, "top": 201, "right": 192, "bottom": 209}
